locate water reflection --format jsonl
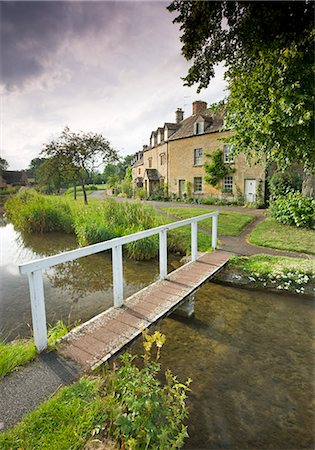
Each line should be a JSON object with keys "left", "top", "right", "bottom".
{"left": 0, "top": 223, "right": 179, "bottom": 340}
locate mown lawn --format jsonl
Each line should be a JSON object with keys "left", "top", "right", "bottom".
{"left": 249, "top": 218, "right": 315, "bottom": 255}
{"left": 159, "top": 207, "right": 255, "bottom": 236}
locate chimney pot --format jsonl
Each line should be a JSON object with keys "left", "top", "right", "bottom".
{"left": 192, "top": 100, "right": 207, "bottom": 115}
{"left": 175, "top": 107, "right": 184, "bottom": 124}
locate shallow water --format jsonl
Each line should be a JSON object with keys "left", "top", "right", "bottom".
{"left": 129, "top": 283, "right": 314, "bottom": 450}
{"left": 1, "top": 222, "right": 314, "bottom": 448}
{"left": 0, "top": 223, "right": 180, "bottom": 340}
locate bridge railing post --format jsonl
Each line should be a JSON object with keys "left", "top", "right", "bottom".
{"left": 112, "top": 244, "right": 124, "bottom": 307}
{"left": 191, "top": 221, "right": 198, "bottom": 261}
{"left": 27, "top": 270, "right": 48, "bottom": 352}
{"left": 159, "top": 229, "right": 168, "bottom": 279}
{"left": 212, "top": 213, "right": 218, "bottom": 250}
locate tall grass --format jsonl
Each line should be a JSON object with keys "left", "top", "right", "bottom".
{"left": 5, "top": 191, "right": 185, "bottom": 260}
{"left": 5, "top": 189, "right": 73, "bottom": 234}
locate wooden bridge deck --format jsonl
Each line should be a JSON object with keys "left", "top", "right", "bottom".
{"left": 58, "top": 250, "right": 232, "bottom": 370}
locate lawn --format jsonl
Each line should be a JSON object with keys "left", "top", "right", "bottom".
{"left": 249, "top": 218, "right": 315, "bottom": 255}
{"left": 159, "top": 207, "right": 255, "bottom": 236}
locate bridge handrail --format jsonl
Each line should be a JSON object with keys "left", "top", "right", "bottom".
{"left": 19, "top": 211, "right": 219, "bottom": 352}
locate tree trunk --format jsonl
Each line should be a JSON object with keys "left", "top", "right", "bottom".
{"left": 302, "top": 171, "right": 315, "bottom": 198}
{"left": 73, "top": 182, "right": 77, "bottom": 200}
{"left": 82, "top": 183, "right": 88, "bottom": 205}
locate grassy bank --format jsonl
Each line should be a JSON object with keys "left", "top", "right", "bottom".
{"left": 4, "top": 190, "right": 213, "bottom": 259}
{"left": 0, "top": 321, "right": 68, "bottom": 379}
{"left": 0, "top": 333, "right": 190, "bottom": 450}
{"left": 159, "top": 206, "right": 255, "bottom": 235}
{"left": 249, "top": 218, "right": 315, "bottom": 254}
{"left": 224, "top": 254, "right": 315, "bottom": 294}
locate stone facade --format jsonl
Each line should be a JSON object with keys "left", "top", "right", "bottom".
{"left": 131, "top": 101, "right": 267, "bottom": 203}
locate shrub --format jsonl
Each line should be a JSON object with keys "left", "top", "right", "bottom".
{"left": 102, "top": 332, "right": 191, "bottom": 449}
{"left": 268, "top": 170, "right": 303, "bottom": 199}
{"left": 269, "top": 191, "right": 315, "bottom": 228}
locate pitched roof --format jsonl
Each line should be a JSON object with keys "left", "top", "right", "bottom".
{"left": 2, "top": 170, "right": 27, "bottom": 184}
{"left": 168, "top": 109, "right": 224, "bottom": 141}
{"left": 145, "top": 169, "right": 160, "bottom": 181}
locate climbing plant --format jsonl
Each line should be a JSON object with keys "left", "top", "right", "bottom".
{"left": 204, "top": 149, "right": 234, "bottom": 187}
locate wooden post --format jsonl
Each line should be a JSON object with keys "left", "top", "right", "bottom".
{"left": 159, "top": 230, "right": 168, "bottom": 279}
{"left": 112, "top": 245, "right": 123, "bottom": 307}
{"left": 212, "top": 214, "right": 218, "bottom": 250}
{"left": 27, "top": 270, "right": 48, "bottom": 352}
{"left": 191, "top": 221, "right": 198, "bottom": 261}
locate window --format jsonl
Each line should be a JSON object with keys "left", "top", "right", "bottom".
{"left": 151, "top": 136, "right": 155, "bottom": 147}
{"left": 194, "top": 148, "right": 203, "bottom": 166}
{"left": 195, "top": 121, "right": 204, "bottom": 135}
{"left": 164, "top": 127, "right": 168, "bottom": 141}
{"left": 223, "top": 176, "right": 233, "bottom": 192}
{"left": 223, "top": 144, "right": 234, "bottom": 163}
{"left": 138, "top": 168, "right": 141, "bottom": 175}
{"left": 194, "top": 177, "right": 202, "bottom": 192}
{"left": 160, "top": 153, "right": 166, "bottom": 166}
{"left": 148, "top": 157, "right": 153, "bottom": 168}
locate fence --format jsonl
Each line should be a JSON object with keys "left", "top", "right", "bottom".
{"left": 19, "top": 211, "right": 219, "bottom": 351}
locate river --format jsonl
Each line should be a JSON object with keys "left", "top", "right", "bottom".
{"left": 0, "top": 221, "right": 314, "bottom": 449}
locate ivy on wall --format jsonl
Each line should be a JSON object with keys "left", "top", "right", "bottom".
{"left": 204, "top": 149, "right": 234, "bottom": 187}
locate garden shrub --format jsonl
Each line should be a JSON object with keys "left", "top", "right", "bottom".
{"left": 268, "top": 170, "right": 303, "bottom": 199}
{"left": 269, "top": 191, "right": 315, "bottom": 228}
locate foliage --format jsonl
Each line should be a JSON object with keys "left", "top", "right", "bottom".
{"left": 249, "top": 217, "right": 315, "bottom": 255}
{"left": 0, "top": 340, "right": 36, "bottom": 379}
{"left": 42, "top": 126, "right": 118, "bottom": 204}
{"left": 184, "top": 180, "right": 192, "bottom": 198}
{"left": 0, "top": 186, "right": 20, "bottom": 195}
{"left": 135, "top": 188, "right": 146, "bottom": 200}
{"left": 204, "top": 149, "right": 234, "bottom": 187}
{"left": 101, "top": 331, "right": 191, "bottom": 449}
{"left": 35, "top": 157, "right": 65, "bottom": 194}
{"left": 167, "top": 1, "right": 315, "bottom": 173}
{"left": 229, "top": 254, "right": 315, "bottom": 295}
{"left": 0, "top": 157, "right": 9, "bottom": 172}
{"left": 269, "top": 192, "right": 315, "bottom": 228}
{"left": 268, "top": 169, "right": 303, "bottom": 200}
{"left": 0, "top": 332, "right": 191, "bottom": 450}
{"left": 47, "top": 320, "right": 69, "bottom": 350}
{"left": 5, "top": 189, "right": 74, "bottom": 233}
{"left": 64, "top": 185, "right": 98, "bottom": 196}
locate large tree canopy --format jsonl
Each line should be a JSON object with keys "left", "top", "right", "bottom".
{"left": 42, "top": 127, "right": 118, "bottom": 204}
{"left": 168, "top": 1, "right": 315, "bottom": 177}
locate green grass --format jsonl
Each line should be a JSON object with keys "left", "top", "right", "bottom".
{"left": 0, "top": 340, "right": 36, "bottom": 379}
{"left": 229, "top": 254, "right": 315, "bottom": 277}
{"left": 159, "top": 206, "right": 255, "bottom": 236}
{"left": 0, "top": 321, "right": 68, "bottom": 379}
{"left": 0, "top": 377, "right": 105, "bottom": 450}
{"left": 249, "top": 218, "right": 315, "bottom": 254}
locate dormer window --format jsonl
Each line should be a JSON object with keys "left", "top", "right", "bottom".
{"left": 194, "top": 121, "right": 204, "bottom": 135}
{"left": 223, "top": 144, "right": 234, "bottom": 163}
{"left": 151, "top": 136, "right": 155, "bottom": 147}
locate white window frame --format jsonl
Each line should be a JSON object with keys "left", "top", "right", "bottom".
{"left": 194, "top": 177, "right": 202, "bottom": 193}
{"left": 223, "top": 144, "right": 234, "bottom": 163}
{"left": 223, "top": 175, "right": 233, "bottom": 192}
{"left": 194, "top": 148, "right": 203, "bottom": 166}
{"left": 194, "top": 121, "right": 204, "bottom": 135}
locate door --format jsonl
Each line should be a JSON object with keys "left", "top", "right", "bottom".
{"left": 245, "top": 179, "right": 256, "bottom": 202}
{"left": 178, "top": 179, "right": 185, "bottom": 197}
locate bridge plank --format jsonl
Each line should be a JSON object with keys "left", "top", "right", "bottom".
{"left": 58, "top": 250, "right": 232, "bottom": 370}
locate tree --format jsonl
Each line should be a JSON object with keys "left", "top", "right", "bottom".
{"left": 35, "top": 157, "right": 66, "bottom": 194}
{"left": 167, "top": 1, "right": 315, "bottom": 194}
{"left": 0, "top": 157, "right": 9, "bottom": 172}
{"left": 42, "top": 127, "right": 118, "bottom": 204}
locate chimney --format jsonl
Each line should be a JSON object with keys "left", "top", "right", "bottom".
{"left": 192, "top": 100, "right": 207, "bottom": 115}
{"left": 175, "top": 107, "right": 184, "bottom": 124}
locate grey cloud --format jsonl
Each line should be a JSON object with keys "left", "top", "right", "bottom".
{"left": 0, "top": 1, "right": 140, "bottom": 89}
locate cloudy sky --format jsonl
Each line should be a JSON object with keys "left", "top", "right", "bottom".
{"left": 1, "top": 1, "right": 227, "bottom": 171}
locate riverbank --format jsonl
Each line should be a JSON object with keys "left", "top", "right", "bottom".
{"left": 213, "top": 254, "right": 315, "bottom": 296}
